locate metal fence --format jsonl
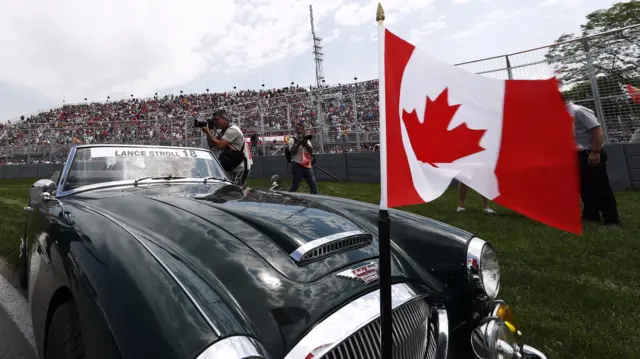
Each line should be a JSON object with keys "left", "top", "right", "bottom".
{"left": 454, "top": 24, "right": 640, "bottom": 144}
{"left": 1, "top": 24, "right": 639, "bottom": 163}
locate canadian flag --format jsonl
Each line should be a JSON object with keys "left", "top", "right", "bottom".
{"left": 624, "top": 84, "right": 640, "bottom": 104}
{"left": 380, "top": 28, "right": 581, "bottom": 234}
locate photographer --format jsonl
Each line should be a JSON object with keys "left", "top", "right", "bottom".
{"left": 199, "top": 110, "right": 250, "bottom": 187}
{"left": 286, "top": 122, "right": 318, "bottom": 194}
{"left": 250, "top": 134, "right": 260, "bottom": 157}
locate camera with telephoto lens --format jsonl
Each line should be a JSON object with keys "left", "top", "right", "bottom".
{"left": 193, "top": 116, "right": 211, "bottom": 128}
{"left": 301, "top": 135, "right": 312, "bottom": 141}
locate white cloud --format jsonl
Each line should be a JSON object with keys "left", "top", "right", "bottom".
{"left": 452, "top": 0, "right": 472, "bottom": 4}
{"left": 539, "top": 0, "right": 560, "bottom": 6}
{"left": 325, "top": 29, "right": 341, "bottom": 43}
{"left": 334, "top": 2, "right": 371, "bottom": 27}
{"left": 0, "top": 0, "right": 617, "bottom": 120}
{"left": 539, "top": 0, "right": 581, "bottom": 9}
{"left": 420, "top": 5, "right": 439, "bottom": 18}
{"left": 0, "top": 0, "right": 344, "bottom": 101}
{"left": 385, "top": 13, "right": 400, "bottom": 25}
{"left": 452, "top": 9, "right": 523, "bottom": 40}
{"left": 409, "top": 16, "right": 448, "bottom": 43}
{"left": 349, "top": 34, "right": 364, "bottom": 42}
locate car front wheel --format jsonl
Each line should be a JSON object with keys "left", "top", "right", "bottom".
{"left": 45, "top": 301, "right": 85, "bottom": 359}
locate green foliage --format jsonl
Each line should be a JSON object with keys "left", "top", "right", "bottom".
{"left": 545, "top": 1, "right": 640, "bottom": 87}
{"left": 545, "top": 1, "right": 640, "bottom": 142}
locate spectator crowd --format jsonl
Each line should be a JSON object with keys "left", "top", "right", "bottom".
{"left": 0, "top": 80, "right": 382, "bottom": 164}
{"left": 3, "top": 76, "right": 635, "bottom": 165}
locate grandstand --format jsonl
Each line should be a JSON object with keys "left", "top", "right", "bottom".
{"left": 3, "top": 23, "right": 640, "bottom": 165}
{"left": 0, "top": 80, "right": 381, "bottom": 164}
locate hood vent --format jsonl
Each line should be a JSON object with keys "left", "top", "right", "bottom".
{"left": 290, "top": 230, "right": 373, "bottom": 264}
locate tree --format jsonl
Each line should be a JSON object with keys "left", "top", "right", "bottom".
{"left": 545, "top": 1, "right": 640, "bottom": 142}
{"left": 545, "top": 1, "right": 640, "bottom": 87}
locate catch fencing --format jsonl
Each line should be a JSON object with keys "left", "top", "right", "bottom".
{"left": 454, "top": 24, "right": 640, "bottom": 144}
{"left": 1, "top": 24, "right": 639, "bottom": 163}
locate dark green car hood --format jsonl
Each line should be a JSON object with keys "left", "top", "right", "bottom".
{"left": 66, "top": 182, "right": 472, "bottom": 357}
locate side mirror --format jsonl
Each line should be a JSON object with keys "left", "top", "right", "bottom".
{"left": 270, "top": 174, "right": 281, "bottom": 191}
{"left": 30, "top": 179, "right": 57, "bottom": 205}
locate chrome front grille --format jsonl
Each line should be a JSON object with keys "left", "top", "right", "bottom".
{"left": 426, "top": 321, "right": 437, "bottom": 359}
{"left": 320, "top": 298, "right": 435, "bottom": 359}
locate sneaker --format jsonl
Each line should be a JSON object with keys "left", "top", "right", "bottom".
{"left": 456, "top": 206, "right": 466, "bottom": 212}
{"left": 484, "top": 208, "right": 497, "bottom": 214}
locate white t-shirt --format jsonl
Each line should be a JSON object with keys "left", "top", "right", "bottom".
{"left": 214, "top": 124, "right": 247, "bottom": 172}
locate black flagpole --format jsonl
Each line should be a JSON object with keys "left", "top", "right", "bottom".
{"left": 376, "top": 3, "right": 393, "bottom": 358}
{"left": 379, "top": 208, "right": 393, "bottom": 358}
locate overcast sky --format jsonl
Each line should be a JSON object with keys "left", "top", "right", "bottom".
{"left": 0, "top": 0, "right": 623, "bottom": 122}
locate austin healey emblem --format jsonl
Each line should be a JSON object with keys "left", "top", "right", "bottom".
{"left": 337, "top": 263, "right": 379, "bottom": 284}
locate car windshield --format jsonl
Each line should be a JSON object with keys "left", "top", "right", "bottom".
{"left": 61, "top": 146, "right": 227, "bottom": 191}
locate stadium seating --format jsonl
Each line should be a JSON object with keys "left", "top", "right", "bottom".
{"left": 0, "top": 81, "right": 381, "bottom": 164}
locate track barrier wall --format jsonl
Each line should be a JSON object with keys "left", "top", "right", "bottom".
{"left": 3, "top": 143, "right": 640, "bottom": 191}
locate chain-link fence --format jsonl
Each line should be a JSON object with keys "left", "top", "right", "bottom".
{"left": 455, "top": 24, "right": 640, "bottom": 144}
{"left": 2, "top": 25, "right": 639, "bottom": 163}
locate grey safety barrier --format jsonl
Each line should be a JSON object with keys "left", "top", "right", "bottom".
{"left": 3, "top": 143, "right": 640, "bottom": 191}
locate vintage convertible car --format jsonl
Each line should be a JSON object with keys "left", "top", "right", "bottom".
{"left": 19, "top": 144, "right": 547, "bottom": 359}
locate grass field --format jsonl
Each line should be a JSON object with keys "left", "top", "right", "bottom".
{"left": 1, "top": 177, "right": 639, "bottom": 358}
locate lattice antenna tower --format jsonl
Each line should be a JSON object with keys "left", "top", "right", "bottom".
{"left": 309, "top": 4, "right": 325, "bottom": 88}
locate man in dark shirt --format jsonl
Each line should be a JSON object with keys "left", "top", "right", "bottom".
{"left": 287, "top": 122, "right": 318, "bottom": 194}
{"left": 567, "top": 100, "right": 620, "bottom": 227}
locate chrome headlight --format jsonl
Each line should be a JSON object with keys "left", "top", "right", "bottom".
{"left": 467, "top": 237, "right": 500, "bottom": 300}
{"left": 471, "top": 318, "right": 519, "bottom": 359}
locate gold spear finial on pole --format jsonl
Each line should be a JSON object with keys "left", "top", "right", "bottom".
{"left": 376, "top": 3, "right": 385, "bottom": 22}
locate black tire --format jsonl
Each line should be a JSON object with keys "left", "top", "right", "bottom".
{"left": 45, "top": 301, "right": 85, "bottom": 359}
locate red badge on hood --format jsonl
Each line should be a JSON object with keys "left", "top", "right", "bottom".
{"left": 337, "top": 263, "right": 379, "bottom": 284}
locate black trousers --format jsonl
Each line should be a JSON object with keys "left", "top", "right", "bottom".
{"left": 289, "top": 162, "right": 318, "bottom": 194}
{"left": 578, "top": 149, "right": 620, "bottom": 224}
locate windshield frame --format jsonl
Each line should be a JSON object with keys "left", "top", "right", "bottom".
{"left": 56, "top": 144, "right": 229, "bottom": 197}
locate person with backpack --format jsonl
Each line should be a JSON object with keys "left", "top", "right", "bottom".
{"left": 285, "top": 122, "right": 318, "bottom": 194}
{"left": 201, "top": 110, "right": 250, "bottom": 187}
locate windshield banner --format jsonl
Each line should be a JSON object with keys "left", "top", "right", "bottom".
{"left": 90, "top": 147, "right": 213, "bottom": 159}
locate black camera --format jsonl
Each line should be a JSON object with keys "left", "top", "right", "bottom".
{"left": 301, "top": 135, "right": 312, "bottom": 141}
{"left": 193, "top": 117, "right": 210, "bottom": 128}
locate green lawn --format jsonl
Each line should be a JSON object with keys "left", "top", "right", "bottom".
{"left": 2, "top": 177, "right": 639, "bottom": 359}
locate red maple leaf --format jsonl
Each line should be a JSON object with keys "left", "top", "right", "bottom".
{"left": 402, "top": 88, "right": 486, "bottom": 166}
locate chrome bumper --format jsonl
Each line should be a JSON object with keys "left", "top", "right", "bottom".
{"left": 470, "top": 300, "right": 548, "bottom": 359}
